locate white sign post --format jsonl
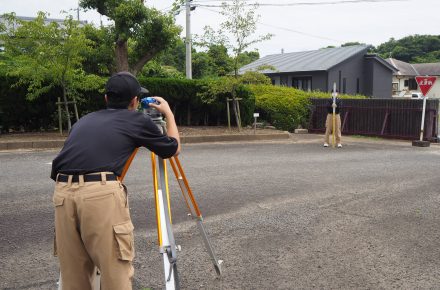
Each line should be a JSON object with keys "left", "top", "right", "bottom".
{"left": 253, "top": 113, "right": 260, "bottom": 134}
{"left": 412, "top": 76, "right": 437, "bottom": 147}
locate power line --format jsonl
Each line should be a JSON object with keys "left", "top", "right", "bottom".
{"left": 194, "top": 0, "right": 407, "bottom": 7}
{"left": 197, "top": 6, "right": 342, "bottom": 43}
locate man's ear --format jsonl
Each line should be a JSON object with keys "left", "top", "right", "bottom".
{"left": 128, "top": 96, "right": 138, "bottom": 110}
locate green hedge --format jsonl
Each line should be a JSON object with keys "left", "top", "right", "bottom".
{"left": 0, "top": 73, "right": 364, "bottom": 132}
{"left": 0, "top": 76, "right": 256, "bottom": 131}
{"left": 248, "top": 85, "right": 366, "bottom": 131}
{"left": 138, "top": 77, "right": 255, "bottom": 126}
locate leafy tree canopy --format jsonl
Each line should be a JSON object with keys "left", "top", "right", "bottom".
{"left": 375, "top": 35, "right": 440, "bottom": 63}
{"left": 0, "top": 12, "right": 102, "bottom": 100}
{"left": 80, "top": 0, "right": 181, "bottom": 74}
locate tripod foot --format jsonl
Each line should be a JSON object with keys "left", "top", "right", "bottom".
{"left": 214, "top": 263, "right": 222, "bottom": 276}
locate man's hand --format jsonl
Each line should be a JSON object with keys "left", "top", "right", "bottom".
{"left": 148, "top": 96, "right": 173, "bottom": 117}
{"left": 148, "top": 96, "right": 181, "bottom": 156}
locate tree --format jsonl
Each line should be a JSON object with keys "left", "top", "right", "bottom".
{"left": 0, "top": 12, "right": 103, "bottom": 131}
{"left": 199, "top": 0, "right": 273, "bottom": 129}
{"left": 202, "top": 0, "right": 273, "bottom": 77}
{"left": 341, "top": 42, "right": 363, "bottom": 47}
{"left": 192, "top": 52, "right": 214, "bottom": 79}
{"left": 236, "top": 50, "right": 260, "bottom": 69}
{"left": 375, "top": 35, "right": 440, "bottom": 63}
{"left": 81, "top": 24, "right": 116, "bottom": 75}
{"left": 80, "top": 0, "right": 181, "bottom": 75}
{"left": 207, "top": 44, "right": 233, "bottom": 77}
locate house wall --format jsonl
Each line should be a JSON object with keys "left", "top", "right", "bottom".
{"left": 364, "top": 60, "right": 374, "bottom": 96}
{"left": 429, "top": 81, "right": 440, "bottom": 98}
{"left": 272, "top": 76, "right": 281, "bottom": 85}
{"left": 267, "top": 71, "right": 327, "bottom": 91}
{"left": 328, "top": 53, "right": 365, "bottom": 94}
{"left": 364, "top": 58, "right": 393, "bottom": 98}
{"left": 373, "top": 61, "right": 393, "bottom": 98}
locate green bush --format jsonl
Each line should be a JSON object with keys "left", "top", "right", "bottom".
{"left": 248, "top": 85, "right": 366, "bottom": 131}
{"left": 247, "top": 85, "right": 309, "bottom": 131}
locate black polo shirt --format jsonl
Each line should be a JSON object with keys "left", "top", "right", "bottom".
{"left": 51, "top": 109, "right": 178, "bottom": 181}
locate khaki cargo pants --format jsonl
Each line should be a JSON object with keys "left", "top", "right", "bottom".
{"left": 53, "top": 173, "right": 134, "bottom": 290}
{"left": 324, "top": 113, "right": 342, "bottom": 144}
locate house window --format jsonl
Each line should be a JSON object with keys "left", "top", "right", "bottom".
{"left": 408, "top": 78, "right": 418, "bottom": 90}
{"left": 338, "top": 71, "right": 342, "bottom": 91}
{"left": 356, "top": 78, "right": 360, "bottom": 94}
{"left": 342, "top": 78, "right": 347, "bottom": 94}
{"left": 404, "top": 79, "right": 417, "bottom": 90}
{"left": 292, "top": 77, "right": 312, "bottom": 91}
{"left": 392, "top": 82, "right": 399, "bottom": 94}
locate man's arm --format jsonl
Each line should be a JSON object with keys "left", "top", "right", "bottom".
{"left": 148, "top": 96, "right": 181, "bottom": 155}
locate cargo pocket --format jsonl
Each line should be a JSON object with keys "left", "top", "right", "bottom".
{"left": 53, "top": 195, "right": 65, "bottom": 207}
{"left": 113, "top": 221, "right": 135, "bottom": 261}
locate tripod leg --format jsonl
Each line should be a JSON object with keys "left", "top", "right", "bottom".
{"left": 169, "top": 156, "right": 223, "bottom": 276}
{"left": 151, "top": 153, "right": 180, "bottom": 289}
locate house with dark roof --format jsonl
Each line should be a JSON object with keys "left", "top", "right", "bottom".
{"left": 238, "top": 45, "right": 397, "bottom": 98}
{"left": 386, "top": 58, "right": 440, "bottom": 99}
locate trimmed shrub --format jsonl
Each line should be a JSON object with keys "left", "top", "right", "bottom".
{"left": 248, "top": 84, "right": 366, "bottom": 131}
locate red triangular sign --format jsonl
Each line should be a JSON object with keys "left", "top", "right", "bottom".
{"left": 415, "top": 76, "right": 437, "bottom": 96}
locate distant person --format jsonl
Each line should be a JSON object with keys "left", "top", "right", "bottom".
{"left": 323, "top": 90, "right": 342, "bottom": 148}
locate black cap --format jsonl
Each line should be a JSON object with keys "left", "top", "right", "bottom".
{"left": 105, "top": 72, "right": 149, "bottom": 101}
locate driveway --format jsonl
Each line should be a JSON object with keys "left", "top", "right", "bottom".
{"left": 1, "top": 138, "right": 439, "bottom": 289}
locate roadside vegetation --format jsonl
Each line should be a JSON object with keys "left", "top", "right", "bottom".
{"left": 0, "top": 2, "right": 438, "bottom": 133}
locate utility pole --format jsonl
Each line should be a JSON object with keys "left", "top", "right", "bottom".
{"left": 185, "top": 0, "right": 193, "bottom": 79}
{"left": 77, "top": 1, "right": 80, "bottom": 21}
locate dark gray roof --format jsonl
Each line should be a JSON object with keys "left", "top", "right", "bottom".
{"left": 412, "top": 62, "right": 440, "bottom": 76}
{"left": 238, "top": 45, "right": 370, "bottom": 74}
{"left": 366, "top": 55, "right": 398, "bottom": 72}
{"left": 386, "top": 58, "right": 419, "bottom": 76}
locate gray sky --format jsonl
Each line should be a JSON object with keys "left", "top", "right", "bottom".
{"left": 1, "top": 0, "right": 439, "bottom": 57}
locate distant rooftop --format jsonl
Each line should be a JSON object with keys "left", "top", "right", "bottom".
{"left": 386, "top": 58, "right": 440, "bottom": 76}
{"left": 412, "top": 62, "right": 440, "bottom": 76}
{"left": 0, "top": 15, "right": 88, "bottom": 27}
{"left": 238, "top": 45, "right": 371, "bottom": 74}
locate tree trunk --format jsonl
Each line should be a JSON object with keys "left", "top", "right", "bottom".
{"left": 132, "top": 50, "right": 156, "bottom": 76}
{"left": 62, "top": 84, "right": 72, "bottom": 131}
{"left": 115, "top": 39, "right": 130, "bottom": 72}
{"left": 231, "top": 89, "right": 241, "bottom": 131}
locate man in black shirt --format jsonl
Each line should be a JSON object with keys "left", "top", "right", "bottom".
{"left": 51, "top": 72, "right": 180, "bottom": 289}
{"left": 323, "top": 90, "right": 342, "bottom": 148}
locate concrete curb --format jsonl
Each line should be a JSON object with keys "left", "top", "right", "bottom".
{"left": 0, "top": 140, "right": 66, "bottom": 150}
{"left": 0, "top": 132, "right": 291, "bottom": 150}
{"left": 181, "top": 132, "right": 290, "bottom": 143}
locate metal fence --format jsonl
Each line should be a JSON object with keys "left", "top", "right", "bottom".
{"left": 308, "top": 98, "right": 439, "bottom": 141}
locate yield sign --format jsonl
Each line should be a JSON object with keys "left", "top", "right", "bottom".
{"left": 415, "top": 76, "right": 437, "bottom": 96}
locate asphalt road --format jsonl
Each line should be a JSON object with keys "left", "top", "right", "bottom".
{"left": 1, "top": 139, "right": 439, "bottom": 289}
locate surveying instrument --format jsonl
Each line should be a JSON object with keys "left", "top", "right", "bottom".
{"left": 57, "top": 97, "right": 222, "bottom": 289}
